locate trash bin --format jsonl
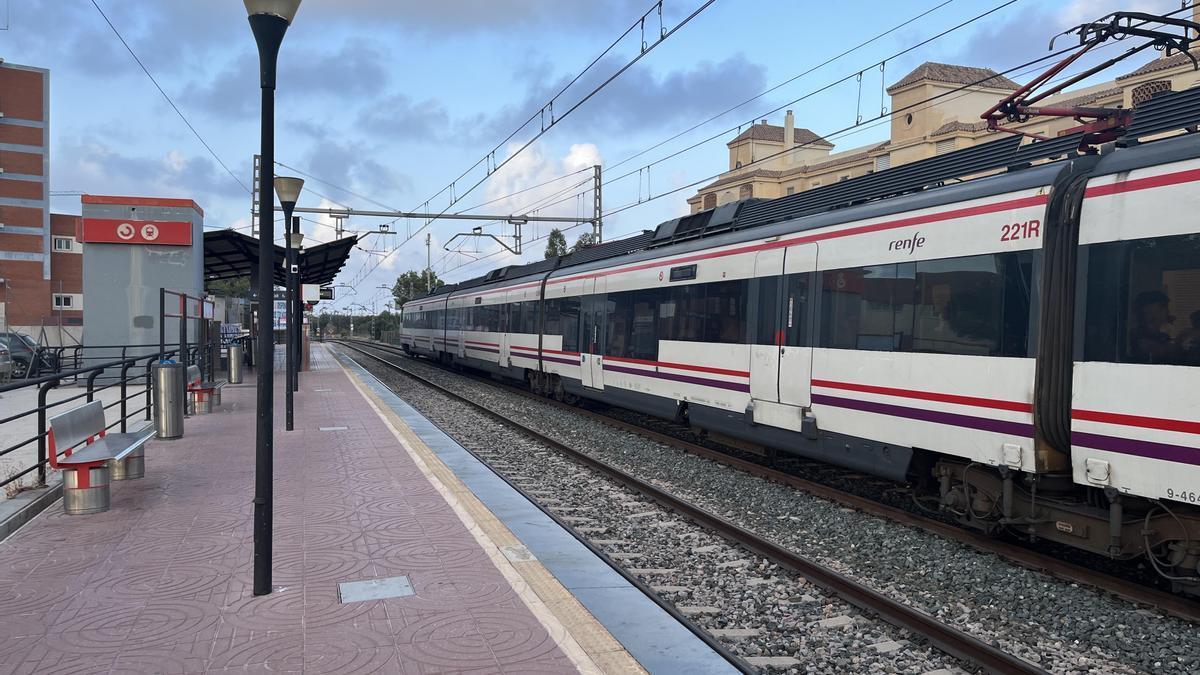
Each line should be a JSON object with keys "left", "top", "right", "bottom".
{"left": 153, "top": 361, "right": 185, "bottom": 439}
{"left": 228, "top": 344, "right": 243, "bottom": 384}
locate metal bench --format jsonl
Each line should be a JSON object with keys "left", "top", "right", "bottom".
{"left": 47, "top": 400, "right": 155, "bottom": 515}
{"left": 186, "top": 364, "right": 226, "bottom": 413}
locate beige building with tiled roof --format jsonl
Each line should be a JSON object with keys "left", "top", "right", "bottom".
{"left": 688, "top": 12, "right": 1200, "bottom": 214}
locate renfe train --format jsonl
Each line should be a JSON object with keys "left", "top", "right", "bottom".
{"left": 398, "top": 131, "right": 1200, "bottom": 593}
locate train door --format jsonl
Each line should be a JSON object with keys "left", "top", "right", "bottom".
{"left": 580, "top": 278, "right": 606, "bottom": 390}
{"left": 750, "top": 248, "right": 785, "bottom": 403}
{"left": 779, "top": 244, "right": 817, "bottom": 408}
{"left": 499, "top": 299, "right": 512, "bottom": 368}
{"left": 455, "top": 304, "right": 466, "bottom": 359}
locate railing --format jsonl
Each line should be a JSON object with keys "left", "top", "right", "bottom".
{"left": 0, "top": 342, "right": 210, "bottom": 491}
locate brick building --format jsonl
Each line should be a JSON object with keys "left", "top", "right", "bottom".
{"left": 0, "top": 61, "right": 84, "bottom": 345}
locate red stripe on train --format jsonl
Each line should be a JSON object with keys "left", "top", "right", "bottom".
{"left": 1083, "top": 167, "right": 1200, "bottom": 199}
{"left": 811, "top": 379, "right": 1032, "bottom": 414}
{"left": 1072, "top": 409, "right": 1200, "bottom": 436}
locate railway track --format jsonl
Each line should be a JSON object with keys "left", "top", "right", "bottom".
{"left": 340, "top": 339, "right": 1200, "bottom": 627}
{"left": 335, "top": 339, "right": 1048, "bottom": 674}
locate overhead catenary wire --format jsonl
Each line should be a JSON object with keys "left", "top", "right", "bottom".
{"left": 436, "top": 38, "right": 1129, "bottom": 282}
{"left": 438, "top": 0, "right": 1026, "bottom": 239}
{"left": 89, "top": 0, "right": 249, "bottom": 195}
{"left": 342, "top": 0, "right": 722, "bottom": 289}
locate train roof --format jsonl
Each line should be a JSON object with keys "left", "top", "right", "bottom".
{"left": 403, "top": 85, "right": 1200, "bottom": 308}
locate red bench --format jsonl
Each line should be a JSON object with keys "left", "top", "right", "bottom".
{"left": 47, "top": 400, "right": 154, "bottom": 515}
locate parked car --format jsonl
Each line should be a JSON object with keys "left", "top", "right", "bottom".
{"left": 0, "top": 343, "right": 11, "bottom": 382}
{"left": 0, "top": 332, "right": 55, "bottom": 378}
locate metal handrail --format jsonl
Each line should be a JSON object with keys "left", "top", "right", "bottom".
{"left": 0, "top": 342, "right": 217, "bottom": 490}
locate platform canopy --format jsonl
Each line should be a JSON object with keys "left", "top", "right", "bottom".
{"left": 203, "top": 229, "right": 358, "bottom": 287}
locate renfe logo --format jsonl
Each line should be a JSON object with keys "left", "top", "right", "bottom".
{"left": 888, "top": 231, "right": 926, "bottom": 254}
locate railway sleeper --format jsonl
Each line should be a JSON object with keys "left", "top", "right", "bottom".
{"left": 935, "top": 459, "right": 1200, "bottom": 596}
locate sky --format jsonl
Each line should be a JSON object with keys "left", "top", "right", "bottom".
{"left": 0, "top": 0, "right": 1184, "bottom": 312}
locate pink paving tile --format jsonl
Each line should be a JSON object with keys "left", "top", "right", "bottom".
{"left": 0, "top": 345, "right": 575, "bottom": 674}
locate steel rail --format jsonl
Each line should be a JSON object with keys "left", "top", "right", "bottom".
{"left": 351, "top": 338, "right": 1200, "bottom": 625}
{"left": 336, "top": 340, "right": 1046, "bottom": 675}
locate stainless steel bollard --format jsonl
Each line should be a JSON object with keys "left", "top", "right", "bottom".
{"left": 228, "top": 344, "right": 243, "bottom": 384}
{"left": 110, "top": 448, "right": 145, "bottom": 481}
{"left": 63, "top": 465, "right": 110, "bottom": 515}
{"left": 153, "top": 362, "right": 185, "bottom": 439}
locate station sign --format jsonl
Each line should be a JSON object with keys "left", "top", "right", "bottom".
{"left": 79, "top": 218, "right": 192, "bottom": 246}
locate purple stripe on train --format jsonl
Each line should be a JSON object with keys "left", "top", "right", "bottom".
{"left": 1072, "top": 431, "right": 1200, "bottom": 467}
{"left": 603, "top": 364, "right": 751, "bottom": 393}
{"left": 811, "top": 393, "right": 1034, "bottom": 437}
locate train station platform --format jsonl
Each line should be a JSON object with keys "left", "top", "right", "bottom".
{"left": 0, "top": 343, "right": 734, "bottom": 674}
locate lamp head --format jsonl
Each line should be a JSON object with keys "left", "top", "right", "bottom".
{"left": 244, "top": 0, "right": 301, "bottom": 23}
{"left": 287, "top": 231, "right": 305, "bottom": 249}
{"left": 274, "top": 176, "right": 305, "bottom": 208}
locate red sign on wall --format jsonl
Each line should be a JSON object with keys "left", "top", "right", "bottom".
{"left": 80, "top": 218, "right": 192, "bottom": 246}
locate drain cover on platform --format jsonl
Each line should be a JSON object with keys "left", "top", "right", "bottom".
{"left": 338, "top": 576, "right": 414, "bottom": 603}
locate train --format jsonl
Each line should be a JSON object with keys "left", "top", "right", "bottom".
{"left": 396, "top": 126, "right": 1200, "bottom": 594}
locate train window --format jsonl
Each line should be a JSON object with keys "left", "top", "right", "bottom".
{"left": 522, "top": 301, "right": 539, "bottom": 334}
{"left": 753, "top": 276, "right": 782, "bottom": 345}
{"left": 704, "top": 280, "right": 748, "bottom": 344}
{"left": 560, "top": 297, "right": 581, "bottom": 352}
{"left": 821, "top": 264, "right": 911, "bottom": 351}
{"left": 1083, "top": 233, "right": 1200, "bottom": 366}
{"left": 672, "top": 284, "right": 707, "bottom": 342}
{"left": 631, "top": 289, "right": 660, "bottom": 359}
{"left": 605, "top": 292, "right": 633, "bottom": 358}
{"left": 912, "top": 256, "right": 1004, "bottom": 355}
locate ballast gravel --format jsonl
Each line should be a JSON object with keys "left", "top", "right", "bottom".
{"left": 343, "top": 345, "right": 1198, "bottom": 675}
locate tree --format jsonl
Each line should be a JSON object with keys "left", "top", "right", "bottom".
{"left": 392, "top": 269, "right": 444, "bottom": 307}
{"left": 571, "top": 232, "right": 597, "bottom": 252}
{"left": 544, "top": 228, "right": 568, "bottom": 259}
{"left": 206, "top": 276, "right": 251, "bottom": 299}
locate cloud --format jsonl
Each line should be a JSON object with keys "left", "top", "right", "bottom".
{"left": 434, "top": 141, "right": 603, "bottom": 279}
{"left": 356, "top": 95, "right": 452, "bottom": 141}
{"left": 297, "top": 139, "right": 412, "bottom": 202}
{"left": 53, "top": 138, "right": 247, "bottom": 208}
{"left": 483, "top": 54, "right": 770, "bottom": 138}
{"left": 940, "top": 0, "right": 1183, "bottom": 78}
{"left": 297, "top": 1, "right": 648, "bottom": 33}
{"left": 182, "top": 40, "right": 392, "bottom": 121}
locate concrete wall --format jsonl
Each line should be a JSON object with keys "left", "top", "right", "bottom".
{"left": 81, "top": 201, "right": 204, "bottom": 355}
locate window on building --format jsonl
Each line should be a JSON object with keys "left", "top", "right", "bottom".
{"left": 874, "top": 154, "right": 892, "bottom": 172}
{"left": 1083, "top": 233, "right": 1200, "bottom": 366}
{"left": 935, "top": 138, "right": 957, "bottom": 155}
{"left": 739, "top": 184, "right": 753, "bottom": 200}
{"left": 785, "top": 186, "right": 795, "bottom": 196}
{"left": 53, "top": 237, "right": 74, "bottom": 252}
{"left": 52, "top": 294, "right": 74, "bottom": 309}
{"left": 703, "top": 193, "right": 717, "bottom": 210}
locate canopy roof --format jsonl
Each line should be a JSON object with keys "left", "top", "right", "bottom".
{"left": 203, "top": 229, "right": 357, "bottom": 287}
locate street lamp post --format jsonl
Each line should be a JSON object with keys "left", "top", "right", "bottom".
{"left": 246, "top": 0, "right": 301, "bottom": 597}
{"left": 275, "top": 177, "right": 304, "bottom": 433}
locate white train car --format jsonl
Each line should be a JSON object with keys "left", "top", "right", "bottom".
{"left": 401, "top": 130, "right": 1200, "bottom": 591}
